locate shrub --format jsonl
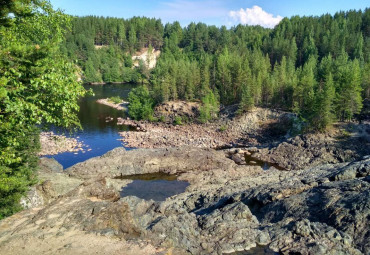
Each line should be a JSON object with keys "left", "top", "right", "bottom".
{"left": 109, "top": 96, "right": 122, "bottom": 104}
{"left": 174, "top": 116, "right": 183, "bottom": 125}
{"left": 159, "top": 115, "right": 166, "bottom": 122}
{"left": 128, "top": 86, "right": 154, "bottom": 120}
{"left": 219, "top": 125, "right": 228, "bottom": 132}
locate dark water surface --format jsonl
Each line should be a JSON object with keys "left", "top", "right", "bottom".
{"left": 244, "top": 152, "right": 285, "bottom": 170}
{"left": 46, "top": 83, "right": 136, "bottom": 169}
{"left": 226, "top": 245, "right": 279, "bottom": 255}
{"left": 118, "top": 173, "right": 190, "bottom": 201}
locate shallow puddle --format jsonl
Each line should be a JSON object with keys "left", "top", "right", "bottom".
{"left": 226, "top": 245, "right": 279, "bottom": 255}
{"left": 118, "top": 173, "right": 189, "bottom": 201}
{"left": 115, "top": 172, "right": 179, "bottom": 181}
{"left": 244, "top": 152, "right": 285, "bottom": 170}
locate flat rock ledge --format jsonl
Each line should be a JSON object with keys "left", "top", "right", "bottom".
{"left": 0, "top": 147, "right": 369, "bottom": 255}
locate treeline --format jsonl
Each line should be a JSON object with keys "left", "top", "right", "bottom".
{"left": 64, "top": 9, "right": 370, "bottom": 130}
{"left": 150, "top": 9, "right": 370, "bottom": 130}
{"left": 61, "top": 16, "right": 164, "bottom": 83}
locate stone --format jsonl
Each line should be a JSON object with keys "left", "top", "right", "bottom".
{"left": 1, "top": 147, "right": 369, "bottom": 255}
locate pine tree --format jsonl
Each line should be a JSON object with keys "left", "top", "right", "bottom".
{"left": 311, "top": 73, "right": 336, "bottom": 130}
{"left": 199, "top": 90, "right": 219, "bottom": 123}
{"left": 338, "top": 59, "right": 363, "bottom": 120}
{"left": 238, "top": 83, "right": 254, "bottom": 114}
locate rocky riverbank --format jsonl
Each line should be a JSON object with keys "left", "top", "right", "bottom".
{"left": 39, "top": 132, "right": 84, "bottom": 156}
{"left": 119, "top": 107, "right": 294, "bottom": 149}
{"left": 0, "top": 147, "right": 368, "bottom": 255}
{"left": 119, "top": 106, "right": 369, "bottom": 171}
{"left": 252, "top": 122, "right": 370, "bottom": 170}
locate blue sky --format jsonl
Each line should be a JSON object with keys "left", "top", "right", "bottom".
{"left": 50, "top": 0, "right": 369, "bottom": 27}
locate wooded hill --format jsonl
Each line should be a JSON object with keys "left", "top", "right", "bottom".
{"left": 63, "top": 9, "right": 370, "bottom": 130}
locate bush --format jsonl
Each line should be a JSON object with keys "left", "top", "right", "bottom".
{"left": 128, "top": 86, "right": 154, "bottom": 120}
{"left": 174, "top": 116, "right": 183, "bottom": 125}
{"left": 0, "top": 127, "right": 40, "bottom": 219}
{"left": 219, "top": 125, "right": 228, "bottom": 132}
{"left": 159, "top": 115, "right": 166, "bottom": 122}
{"left": 109, "top": 96, "right": 122, "bottom": 104}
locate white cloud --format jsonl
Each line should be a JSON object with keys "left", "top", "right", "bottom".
{"left": 229, "top": 6, "right": 283, "bottom": 28}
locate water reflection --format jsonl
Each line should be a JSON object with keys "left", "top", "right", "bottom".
{"left": 244, "top": 152, "right": 285, "bottom": 171}
{"left": 46, "top": 83, "right": 137, "bottom": 169}
{"left": 119, "top": 173, "right": 189, "bottom": 201}
{"left": 226, "top": 245, "right": 279, "bottom": 255}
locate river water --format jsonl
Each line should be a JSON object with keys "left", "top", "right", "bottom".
{"left": 46, "top": 83, "right": 136, "bottom": 169}
{"left": 45, "top": 83, "right": 190, "bottom": 201}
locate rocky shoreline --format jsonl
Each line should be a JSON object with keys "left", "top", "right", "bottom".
{"left": 0, "top": 147, "right": 368, "bottom": 255}
{"left": 119, "top": 107, "right": 294, "bottom": 149}
{"left": 119, "top": 108, "right": 370, "bottom": 171}
{"left": 39, "top": 132, "right": 84, "bottom": 156}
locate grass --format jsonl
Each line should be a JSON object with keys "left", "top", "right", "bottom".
{"left": 174, "top": 116, "right": 183, "bottom": 125}
{"left": 219, "top": 125, "right": 228, "bottom": 132}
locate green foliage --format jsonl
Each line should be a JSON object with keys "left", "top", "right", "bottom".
{"left": 0, "top": 0, "right": 86, "bottom": 219}
{"left": 62, "top": 16, "right": 164, "bottom": 83}
{"left": 238, "top": 84, "right": 254, "bottom": 114}
{"left": 219, "top": 125, "right": 228, "bottom": 132}
{"left": 174, "top": 116, "right": 183, "bottom": 125}
{"left": 309, "top": 73, "right": 336, "bottom": 131}
{"left": 159, "top": 115, "right": 166, "bottom": 122}
{"left": 124, "top": 55, "right": 133, "bottom": 68}
{"left": 128, "top": 86, "right": 154, "bottom": 120}
{"left": 109, "top": 96, "right": 122, "bottom": 104}
{"left": 199, "top": 90, "right": 220, "bottom": 123}
{"left": 63, "top": 9, "right": 369, "bottom": 131}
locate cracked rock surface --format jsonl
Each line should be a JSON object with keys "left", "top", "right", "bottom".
{"left": 0, "top": 148, "right": 369, "bottom": 255}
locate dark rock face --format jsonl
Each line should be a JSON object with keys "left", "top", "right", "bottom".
{"left": 134, "top": 156, "right": 369, "bottom": 255}
{"left": 153, "top": 101, "right": 201, "bottom": 123}
{"left": 1, "top": 148, "right": 369, "bottom": 255}
{"left": 254, "top": 132, "right": 369, "bottom": 170}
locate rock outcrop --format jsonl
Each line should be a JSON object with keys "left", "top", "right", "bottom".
{"left": 254, "top": 125, "right": 370, "bottom": 170}
{"left": 1, "top": 148, "right": 369, "bottom": 255}
{"left": 132, "top": 48, "right": 160, "bottom": 69}
{"left": 96, "top": 98, "right": 129, "bottom": 111}
{"left": 153, "top": 101, "right": 201, "bottom": 123}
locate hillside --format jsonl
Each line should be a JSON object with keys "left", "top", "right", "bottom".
{"left": 63, "top": 10, "right": 370, "bottom": 131}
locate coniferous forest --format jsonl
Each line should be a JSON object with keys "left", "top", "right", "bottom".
{"left": 64, "top": 10, "right": 369, "bottom": 131}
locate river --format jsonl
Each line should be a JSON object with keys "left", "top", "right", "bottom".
{"left": 46, "top": 83, "right": 137, "bottom": 169}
